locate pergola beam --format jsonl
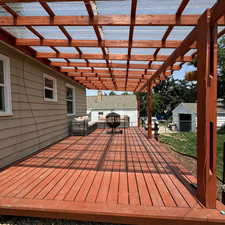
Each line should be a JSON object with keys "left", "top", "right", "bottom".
{"left": 1, "top": 15, "right": 225, "bottom": 26}
{"left": 61, "top": 68, "right": 174, "bottom": 75}
{"left": 1, "top": 15, "right": 223, "bottom": 26}
{"left": 15, "top": 39, "right": 197, "bottom": 49}
{"left": 51, "top": 62, "right": 180, "bottom": 70}
{"left": 74, "top": 77, "right": 143, "bottom": 83}
{"left": 67, "top": 71, "right": 171, "bottom": 77}
{"left": 37, "top": 52, "right": 192, "bottom": 62}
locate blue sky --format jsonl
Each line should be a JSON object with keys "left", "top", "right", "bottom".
{"left": 86, "top": 63, "right": 196, "bottom": 96}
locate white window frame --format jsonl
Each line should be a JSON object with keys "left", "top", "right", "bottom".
{"left": 0, "top": 54, "right": 12, "bottom": 117}
{"left": 43, "top": 73, "right": 57, "bottom": 102}
{"left": 65, "top": 83, "right": 75, "bottom": 116}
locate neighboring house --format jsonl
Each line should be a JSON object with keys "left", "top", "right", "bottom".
{"left": 172, "top": 102, "right": 225, "bottom": 132}
{"left": 0, "top": 42, "right": 86, "bottom": 169}
{"left": 87, "top": 94, "right": 138, "bottom": 126}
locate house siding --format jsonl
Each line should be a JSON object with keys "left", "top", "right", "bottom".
{"left": 0, "top": 43, "right": 86, "bottom": 168}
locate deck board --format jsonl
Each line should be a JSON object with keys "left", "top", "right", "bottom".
{"left": 0, "top": 127, "right": 224, "bottom": 225}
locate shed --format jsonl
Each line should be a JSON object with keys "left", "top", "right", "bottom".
{"left": 172, "top": 102, "right": 225, "bottom": 132}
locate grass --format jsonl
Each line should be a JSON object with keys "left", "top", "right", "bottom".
{"left": 160, "top": 132, "right": 225, "bottom": 180}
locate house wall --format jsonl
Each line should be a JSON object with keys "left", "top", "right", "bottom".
{"left": 0, "top": 43, "right": 86, "bottom": 169}
{"left": 216, "top": 113, "right": 225, "bottom": 128}
{"left": 194, "top": 113, "right": 225, "bottom": 129}
{"left": 87, "top": 109, "right": 138, "bottom": 126}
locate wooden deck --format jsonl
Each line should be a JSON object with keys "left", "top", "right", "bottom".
{"left": 0, "top": 127, "right": 224, "bottom": 225}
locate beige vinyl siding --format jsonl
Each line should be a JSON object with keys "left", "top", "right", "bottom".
{"left": 0, "top": 43, "right": 86, "bottom": 168}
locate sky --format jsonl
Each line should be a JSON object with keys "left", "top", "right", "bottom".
{"left": 86, "top": 63, "right": 196, "bottom": 96}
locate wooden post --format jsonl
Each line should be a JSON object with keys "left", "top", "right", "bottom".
{"left": 147, "top": 80, "right": 153, "bottom": 138}
{"left": 196, "top": 9, "right": 217, "bottom": 208}
{"left": 137, "top": 95, "right": 141, "bottom": 127}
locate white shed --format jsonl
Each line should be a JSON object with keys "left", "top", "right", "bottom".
{"left": 87, "top": 94, "right": 138, "bottom": 127}
{"left": 172, "top": 102, "right": 225, "bottom": 132}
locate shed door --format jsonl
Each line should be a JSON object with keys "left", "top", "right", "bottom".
{"left": 179, "top": 114, "right": 192, "bottom": 132}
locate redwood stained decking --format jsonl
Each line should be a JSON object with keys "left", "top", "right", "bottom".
{"left": 0, "top": 128, "right": 224, "bottom": 225}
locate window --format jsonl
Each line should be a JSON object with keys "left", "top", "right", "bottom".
{"left": 0, "top": 54, "right": 12, "bottom": 116}
{"left": 66, "top": 84, "right": 75, "bottom": 115}
{"left": 43, "top": 74, "right": 57, "bottom": 102}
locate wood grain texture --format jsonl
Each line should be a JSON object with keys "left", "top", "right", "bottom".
{"left": 0, "top": 128, "right": 224, "bottom": 224}
{"left": 196, "top": 10, "right": 217, "bottom": 208}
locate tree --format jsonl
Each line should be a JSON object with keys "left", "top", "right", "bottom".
{"left": 152, "top": 93, "right": 163, "bottom": 116}
{"left": 134, "top": 92, "right": 147, "bottom": 117}
{"left": 109, "top": 91, "right": 117, "bottom": 95}
{"left": 188, "top": 37, "right": 225, "bottom": 106}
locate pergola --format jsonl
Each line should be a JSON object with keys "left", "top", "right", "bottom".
{"left": 0, "top": 0, "right": 225, "bottom": 209}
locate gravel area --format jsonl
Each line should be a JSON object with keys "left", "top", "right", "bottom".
{"left": 0, "top": 216, "right": 126, "bottom": 225}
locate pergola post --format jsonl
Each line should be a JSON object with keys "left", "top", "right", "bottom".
{"left": 147, "top": 80, "right": 153, "bottom": 138}
{"left": 196, "top": 9, "right": 217, "bottom": 208}
{"left": 137, "top": 95, "right": 141, "bottom": 127}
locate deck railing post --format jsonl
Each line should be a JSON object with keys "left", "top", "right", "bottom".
{"left": 147, "top": 80, "right": 153, "bottom": 138}
{"left": 196, "top": 9, "right": 217, "bottom": 208}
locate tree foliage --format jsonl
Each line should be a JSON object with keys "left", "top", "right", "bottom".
{"left": 134, "top": 92, "right": 147, "bottom": 116}
{"left": 189, "top": 37, "right": 225, "bottom": 105}
{"left": 121, "top": 92, "right": 130, "bottom": 95}
{"left": 108, "top": 91, "right": 117, "bottom": 95}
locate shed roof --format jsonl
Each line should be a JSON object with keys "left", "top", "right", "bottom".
{"left": 173, "top": 103, "right": 225, "bottom": 113}
{"left": 87, "top": 95, "right": 137, "bottom": 110}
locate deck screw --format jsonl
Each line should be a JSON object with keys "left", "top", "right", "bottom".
{"left": 220, "top": 210, "right": 225, "bottom": 215}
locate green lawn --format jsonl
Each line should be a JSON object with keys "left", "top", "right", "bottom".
{"left": 160, "top": 132, "right": 225, "bottom": 179}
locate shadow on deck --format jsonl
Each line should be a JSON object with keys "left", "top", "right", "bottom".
{"left": 0, "top": 127, "right": 224, "bottom": 225}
